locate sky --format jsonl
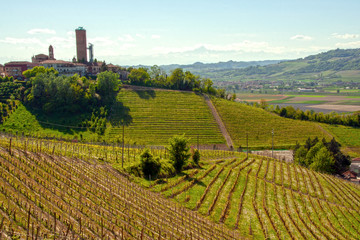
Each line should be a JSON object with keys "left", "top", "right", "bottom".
{"left": 1, "top": 0, "right": 360, "bottom": 65}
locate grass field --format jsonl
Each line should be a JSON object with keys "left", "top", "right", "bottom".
{"left": 212, "top": 98, "right": 331, "bottom": 149}
{"left": 1, "top": 104, "right": 99, "bottom": 141}
{"left": 107, "top": 89, "right": 225, "bottom": 145}
{"left": 322, "top": 124, "right": 360, "bottom": 157}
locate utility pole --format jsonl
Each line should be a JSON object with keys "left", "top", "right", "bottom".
{"left": 272, "top": 129, "right": 274, "bottom": 158}
{"left": 122, "top": 125, "right": 124, "bottom": 168}
{"left": 246, "top": 133, "right": 248, "bottom": 158}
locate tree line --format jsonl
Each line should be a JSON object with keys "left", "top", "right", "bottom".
{"left": 127, "top": 66, "right": 230, "bottom": 98}
{"left": 247, "top": 100, "right": 360, "bottom": 128}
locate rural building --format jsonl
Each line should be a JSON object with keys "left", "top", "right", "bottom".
{"left": 342, "top": 170, "right": 358, "bottom": 180}
{"left": 0, "top": 64, "right": 4, "bottom": 77}
{"left": 4, "top": 61, "right": 37, "bottom": 80}
{"left": 40, "top": 60, "right": 86, "bottom": 76}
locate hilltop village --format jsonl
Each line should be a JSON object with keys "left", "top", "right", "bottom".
{"left": 0, "top": 27, "right": 129, "bottom": 80}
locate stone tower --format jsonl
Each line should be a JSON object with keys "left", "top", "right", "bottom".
{"left": 49, "top": 45, "right": 54, "bottom": 59}
{"left": 75, "top": 27, "right": 87, "bottom": 63}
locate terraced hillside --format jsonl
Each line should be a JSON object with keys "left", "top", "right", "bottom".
{"left": 153, "top": 153, "right": 360, "bottom": 239}
{"left": 212, "top": 98, "right": 331, "bottom": 149}
{"left": 0, "top": 143, "right": 242, "bottom": 239}
{"left": 107, "top": 89, "right": 226, "bottom": 146}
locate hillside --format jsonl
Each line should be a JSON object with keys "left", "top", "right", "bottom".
{"left": 107, "top": 89, "right": 226, "bottom": 146}
{"left": 2, "top": 136, "right": 360, "bottom": 239}
{"left": 204, "top": 48, "right": 360, "bottom": 82}
{"left": 0, "top": 138, "right": 242, "bottom": 239}
{"left": 153, "top": 151, "right": 360, "bottom": 239}
{"left": 212, "top": 98, "right": 331, "bottom": 149}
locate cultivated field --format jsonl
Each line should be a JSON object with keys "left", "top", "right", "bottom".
{"left": 153, "top": 153, "right": 360, "bottom": 239}
{"left": 0, "top": 137, "right": 242, "bottom": 239}
{"left": 108, "top": 89, "right": 226, "bottom": 146}
{"left": 212, "top": 98, "right": 331, "bottom": 149}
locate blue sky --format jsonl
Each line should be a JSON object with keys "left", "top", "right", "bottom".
{"left": 1, "top": 0, "right": 360, "bottom": 65}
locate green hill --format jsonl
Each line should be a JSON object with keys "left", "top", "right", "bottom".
{"left": 107, "top": 89, "right": 226, "bottom": 145}
{"left": 212, "top": 98, "right": 331, "bottom": 149}
{"left": 207, "top": 48, "right": 360, "bottom": 82}
{"left": 2, "top": 136, "right": 360, "bottom": 240}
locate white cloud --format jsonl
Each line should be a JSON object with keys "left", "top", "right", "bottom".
{"left": 136, "top": 34, "right": 145, "bottom": 39}
{"left": 88, "top": 37, "right": 116, "bottom": 46}
{"left": 335, "top": 41, "right": 360, "bottom": 48}
{"left": 118, "top": 34, "right": 135, "bottom": 42}
{"left": 332, "top": 33, "right": 359, "bottom": 39}
{"left": 290, "top": 35, "right": 313, "bottom": 41}
{"left": 151, "top": 35, "right": 161, "bottom": 39}
{"left": 27, "top": 28, "right": 56, "bottom": 35}
{"left": 0, "top": 37, "right": 42, "bottom": 45}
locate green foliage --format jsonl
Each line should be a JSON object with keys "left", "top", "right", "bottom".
{"left": 192, "top": 148, "right": 200, "bottom": 165}
{"left": 273, "top": 104, "right": 360, "bottom": 127}
{"left": 26, "top": 73, "right": 96, "bottom": 113}
{"left": 294, "top": 137, "right": 349, "bottom": 174}
{"left": 23, "top": 66, "right": 58, "bottom": 80}
{"left": 96, "top": 71, "right": 121, "bottom": 105}
{"left": 309, "top": 147, "right": 335, "bottom": 173}
{"left": 140, "top": 149, "right": 161, "bottom": 179}
{"left": 128, "top": 68, "right": 150, "bottom": 86}
{"left": 168, "top": 135, "right": 191, "bottom": 173}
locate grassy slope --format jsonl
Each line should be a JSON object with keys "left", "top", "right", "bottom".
{"left": 322, "top": 124, "right": 360, "bottom": 157}
{"left": 212, "top": 98, "right": 331, "bottom": 149}
{"left": 1, "top": 104, "right": 99, "bottom": 141}
{"left": 107, "top": 89, "right": 225, "bottom": 145}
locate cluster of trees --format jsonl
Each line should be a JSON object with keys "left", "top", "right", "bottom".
{"left": 0, "top": 101, "right": 17, "bottom": 124}
{"left": 273, "top": 105, "right": 360, "bottom": 127}
{"left": 127, "top": 66, "right": 228, "bottom": 98}
{"left": 128, "top": 135, "right": 201, "bottom": 179}
{"left": 20, "top": 67, "right": 121, "bottom": 114}
{"left": 294, "top": 137, "right": 351, "bottom": 174}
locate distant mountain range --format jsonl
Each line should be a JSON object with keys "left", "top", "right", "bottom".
{"left": 133, "top": 48, "right": 360, "bottom": 83}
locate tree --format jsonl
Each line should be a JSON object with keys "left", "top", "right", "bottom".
{"left": 259, "top": 99, "right": 268, "bottom": 109}
{"left": 192, "top": 149, "right": 200, "bottom": 165}
{"left": 100, "top": 62, "right": 108, "bottom": 72}
{"left": 309, "top": 147, "right": 335, "bottom": 173}
{"left": 168, "top": 135, "right": 191, "bottom": 173}
{"left": 128, "top": 68, "right": 150, "bottom": 85}
{"left": 140, "top": 149, "right": 161, "bottom": 179}
{"left": 168, "top": 68, "right": 185, "bottom": 90}
{"left": 96, "top": 71, "right": 121, "bottom": 105}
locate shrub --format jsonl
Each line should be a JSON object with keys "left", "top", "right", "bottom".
{"left": 168, "top": 135, "right": 191, "bottom": 173}
{"left": 192, "top": 149, "right": 200, "bottom": 165}
{"left": 140, "top": 149, "right": 161, "bottom": 179}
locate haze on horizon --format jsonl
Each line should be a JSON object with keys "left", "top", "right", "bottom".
{"left": 1, "top": 0, "right": 360, "bottom": 66}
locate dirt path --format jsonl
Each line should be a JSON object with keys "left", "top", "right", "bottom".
{"left": 203, "top": 95, "right": 234, "bottom": 149}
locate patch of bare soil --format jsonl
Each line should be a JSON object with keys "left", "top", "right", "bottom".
{"left": 310, "top": 104, "right": 360, "bottom": 112}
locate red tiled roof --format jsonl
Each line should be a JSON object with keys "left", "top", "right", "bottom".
{"left": 352, "top": 157, "right": 360, "bottom": 162}
{"left": 41, "top": 60, "right": 72, "bottom": 64}
{"left": 342, "top": 170, "right": 357, "bottom": 179}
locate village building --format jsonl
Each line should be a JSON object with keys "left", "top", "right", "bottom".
{"left": 40, "top": 60, "right": 86, "bottom": 76}
{"left": 3, "top": 61, "right": 37, "bottom": 80}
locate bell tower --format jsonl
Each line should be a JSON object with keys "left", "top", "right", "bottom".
{"left": 49, "top": 45, "right": 54, "bottom": 60}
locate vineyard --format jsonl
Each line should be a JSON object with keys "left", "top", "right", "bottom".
{"left": 107, "top": 89, "right": 226, "bottom": 146}
{"left": 1, "top": 136, "right": 360, "bottom": 239}
{"left": 0, "top": 136, "right": 243, "bottom": 239}
{"left": 152, "top": 152, "right": 360, "bottom": 239}
{"left": 212, "top": 98, "right": 331, "bottom": 149}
